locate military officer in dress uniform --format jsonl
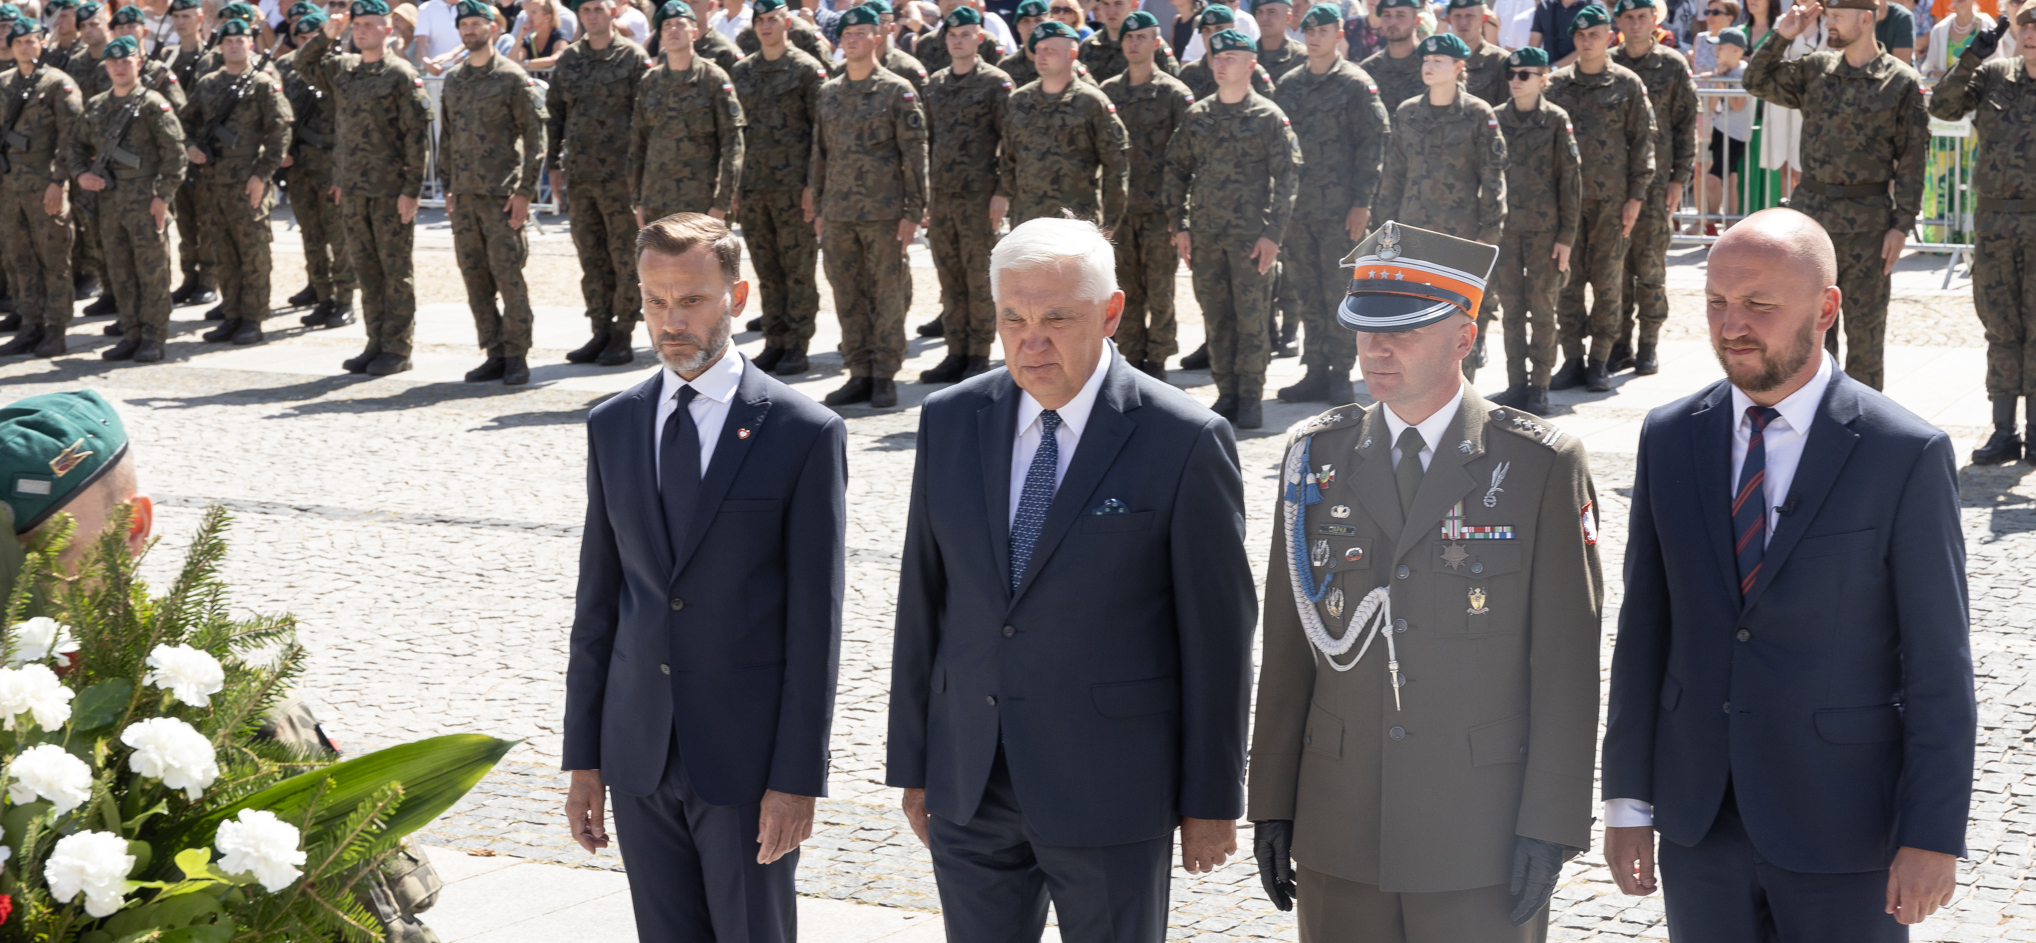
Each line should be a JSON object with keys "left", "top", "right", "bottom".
{"left": 1249, "top": 221, "right": 1604, "bottom": 943}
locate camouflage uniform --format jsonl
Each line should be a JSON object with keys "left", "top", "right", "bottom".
{"left": 735, "top": 13, "right": 829, "bottom": 61}
{"left": 547, "top": 35, "right": 649, "bottom": 338}
{"left": 67, "top": 84, "right": 184, "bottom": 339}
{"left": 628, "top": 55, "right": 743, "bottom": 222}
{"left": 183, "top": 63, "right": 290, "bottom": 325}
{"left": 1358, "top": 47, "right": 1422, "bottom": 113}
{"left": 1175, "top": 53, "right": 1273, "bottom": 99}
{"left": 299, "top": 30, "right": 433, "bottom": 359}
{"left": 1100, "top": 66, "right": 1193, "bottom": 364}
{"left": 1164, "top": 90, "right": 1301, "bottom": 403}
{"left": 1462, "top": 39, "right": 1507, "bottom": 106}
{"left": 998, "top": 78, "right": 1128, "bottom": 228}
{"left": 1078, "top": 24, "right": 1179, "bottom": 80}
{"left": 0, "top": 65, "right": 82, "bottom": 333}
{"left": 923, "top": 60, "right": 1010, "bottom": 358}
{"left": 58, "top": 40, "right": 102, "bottom": 293}
{"left": 1375, "top": 94, "right": 1506, "bottom": 242}
{"left": 1929, "top": 52, "right": 2036, "bottom": 397}
{"left": 882, "top": 45, "right": 928, "bottom": 92}
{"left": 85, "top": 57, "right": 186, "bottom": 106}
{"left": 1611, "top": 42, "right": 1697, "bottom": 355}
{"left": 1745, "top": 36, "right": 1926, "bottom": 391}
{"left": 278, "top": 49, "right": 355, "bottom": 306}
{"left": 810, "top": 66, "right": 926, "bottom": 380}
{"left": 1496, "top": 96, "right": 1581, "bottom": 389}
{"left": 441, "top": 53, "right": 544, "bottom": 358}
{"left": 1255, "top": 36, "right": 1305, "bottom": 82}
{"left": 692, "top": 28, "right": 743, "bottom": 73}
{"left": 1545, "top": 62, "right": 1653, "bottom": 364}
{"left": 913, "top": 21, "right": 1002, "bottom": 76}
{"left": 729, "top": 45, "right": 826, "bottom": 352}
{"left": 1272, "top": 57, "right": 1387, "bottom": 377}
{"left": 997, "top": 47, "right": 1098, "bottom": 88}
{"left": 165, "top": 43, "right": 207, "bottom": 289}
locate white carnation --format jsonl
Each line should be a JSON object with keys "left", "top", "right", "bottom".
{"left": 120, "top": 717, "right": 220, "bottom": 801}
{"left": 7, "top": 617, "right": 78, "bottom": 666}
{"left": 45, "top": 830, "right": 134, "bottom": 917}
{"left": 7, "top": 743, "right": 94, "bottom": 816}
{"left": 0, "top": 663, "right": 75, "bottom": 732}
{"left": 214, "top": 809, "right": 307, "bottom": 893}
{"left": 143, "top": 644, "right": 225, "bottom": 708}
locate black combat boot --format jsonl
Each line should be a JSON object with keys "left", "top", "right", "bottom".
{"left": 202, "top": 318, "right": 242, "bottom": 342}
{"left": 961, "top": 355, "right": 991, "bottom": 379}
{"left": 1607, "top": 340, "right": 1635, "bottom": 373}
{"left": 1585, "top": 359, "right": 1612, "bottom": 393}
{"left": 301, "top": 300, "right": 332, "bottom": 325}
{"left": 343, "top": 341, "right": 382, "bottom": 374}
{"left": 565, "top": 331, "right": 608, "bottom": 364}
{"left": 1324, "top": 372, "right": 1356, "bottom": 405}
{"left": 1522, "top": 386, "right": 1551, "bottom": 417}
{"left": 1211, "top": 394, "right": 1238, "bottom": 420}
{"left": 752, "top": 345, "right": 786, "bottom": 372}
{"left": 1973, "top": 396, "right": 2023, "bottom": 465}
{"left": 597, "top": 331, "right": 635, "bottom": 366}
{"left": 365, "top": 352, "right": 412, "bottom": 376}
{"left": 773, "top": 346, "right": 809, "bottom": 375}
{"left": 1633, "top": 342, "right": 1659, "bottom": 376}
{"left": 1233, "top": 398, "right": 1264, "bottom": 430}
{"left": 171, "top": 279, "right": 199, "bottom": 305}
{"left": 102, "top": 336, "right": 141, "bottom": 361}
{"left": 824, "top": 376, "right": 873, "bottom": 406}
{"left": 0, "top": 313, "right": 19, "bottom": 331}
{"left": 103, "top": 321, "right": 124, "bottom": 336}
{"left": 1277, "top": 366, "right": 1330, "bottom": 403}
{"left": 73, "top": 275, "right": 99, "bottom": 300}
{"left": 203, "top": 302, "right": 227, "bottom": 320}
{"left": 1489, "top": 385, "right": 1527, "bottom": 408}
{"left": 231, "top": 320, "right": 263, "bottom": 345}
{"left": 81, "top": 294, "right": 118, "bottom": 317}
{"left": 871, "top": 378, "right": 899, "bottom": 408}
{"left": 745, "top": 316, "right": 764, "bottom": 333}
{"left": 180, "top": 284, "right": 219, "bottom": 306}
{"left": 916, "top": 317, "right": 945, "bottom": 338}
{"left": 465, "top": 355, "right": 507, "bottom": 382}
{"left": 1550, "top": 358, "right": 1587, "bottom": 391}
{"left": 919, "top": 352, "right": 968, "bottom": 384}
{"left": 33, "top": 331, "right": 65, "bottom": 358}
{"left": 288, "top": 284, "right": 319, "bottom": 307}
{"left": 1180, "top": 344, "right": 1211, "bottom": 371}
{"left": 0, "top": 326, "right": 44, "bottom": 356}
{"left": 320, "top": 298, "right": 357, "bottom": 328}
{"left": 132, "top": 329, "right": 165, "bottom": 363}
{"left": 502, "top": 356, "right": 530, "bottom": 386}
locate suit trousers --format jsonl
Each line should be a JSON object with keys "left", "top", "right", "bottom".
{"left": 927, "top": 748, "right": 1173, "bottom": 943}
{"left": 1294, "top": 866, "right": 1546, "bottom": 943}
{"left": 1660, "top": 789, "right": 1904, "bottom": 943}
{"left": 607, "top": 730, "right": 798, "bottom": 943}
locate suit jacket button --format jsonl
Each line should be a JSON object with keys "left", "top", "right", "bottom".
{"left": 1736, "top": 629, "right": 1751, "bottom": 642}
{"left": 669, "top": 597, "right": 685, "bottom": 611}
{"left": 1722, "top": 701, "right": 1732, "bottom": 713}
{"left": 660, "top": 664, "right": 670, "bottom": 675}
{"left": 1389, "top": 726, "right": 1405, "bottom": 741}
{"left": 986, "top": 695, "right": 997, "bottom": 706}
{"left": 1003, "top": 625, "right": 1016, "bottom": 637}
{"left": 1395, "top": 564, "right": 1410, "bottom": 579}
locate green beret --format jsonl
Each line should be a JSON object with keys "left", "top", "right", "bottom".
{"left": 1299, "top": 3, "right": 1340, "bottom": 28}
{"left": 1504, "top": 45, "right": 1547, "bottom": 67}
{"left": 168, "top": 0, "right": 202, "bottom": 12}
{"left": 942, "top": 5, "right": 979, "bottom": 26}
{"left": 1027, "top": 18, "right": 1077, "bottom": 49}
{"left": 101, "top": 33, "right": 138, "bottom": 55}
{"left": 349, "top": 0, "right": 390, "bottom": 17}
{"left": 1122, "top": 9, "right": 1159, "bottom": 30}
{"left": 110, "top": 4, "right": 144, "bottom": 25}
{"left": 1255, "top": 0, "right": 1290, "bottom": 7}
{"left": 216, "top": 16, "right": 253, "bottom": 36}
{"left": 43, "top": 0, "right": 76, "bottom": 12}
{"left": 5, "top": 17, "right": 41, "bottom": 39}
{"left": 1374, "top": 0, "right": 1420, "bottom": 11}
{"left": 294, "top": 9, "right": 326, "bottom": 32}
{"left": 1207, "top": 26, "right": 1252, "bottom": 53}
{"left": 837, "top": 2, "right": 879, "bottom": 26}
{"left": 1610, "top": 0, "right": 1652, "bottom": 15}
{"left": 455, "top": 0, "right": 491, "bottom": 20}
{"left": 1415, "top": 31, "right": 1467, "bottom": 57}
{"left": 1014, "top": 0, "right": 1048, "bottom": 18}
{"left": 751, "top": 0, "right": 785, "bottom": 12}
{"left": 0, "top": 391, "right": 129, "bottom": 536}
{"left": 860, "top": 0, "right": 892, "bottom": 14}
{"left": 653, "top": 0, "right": 693, "bottom": 28}
{"left": 1196, "top": 3, "right": 1233, "bottom": 25}
{"left": 219, "top": 1, "right": 257, "bottom": 19}
{"left": 73, "top": 0, "right": 101, "bottom": 21}
{"left": 0, "top": 4, "right": 19, "bottom": 21}
{"left": 1568, "top": 2, "right": 1609, "bottom": 31}
{"left": 287, "top": 0, "right": 320, "bottom": 17}
{"left": 1446, "top": 0, "right": 1484, "bottom": 9}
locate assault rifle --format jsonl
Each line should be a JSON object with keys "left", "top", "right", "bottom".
{"left": 0, "top": 56, "right": 41, "bottom": 175}
{"left": 189, "top": 49, "right": 275, "bottom": 164}
{"left": 77, "top": 67, "right": 174, "bottom": 217}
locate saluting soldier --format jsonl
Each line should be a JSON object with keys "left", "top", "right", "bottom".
{"left": 999, "top": 20, "right": 1127, "bottom": 228}
{"left": 1359, "top": 0, "right": 1423, "bottom": 113}
{"left": 995, "top": 0, "right": 1097, "bottom": 87}
{"left": 918, "top": 5, "right": 1009, "bottom": 384}
{"left": 0, "top": 18, "right": 82, "bottom": 358}
{"left": 1272, "top": 2, "right": 1388, "bottom": 406}
{"left": 1445, "top": 0, "right": 1507, "bottom": 106}
{"left": 730, "top": 0, "right": 825, "bottom": 375}
{"left": 68, "top": 35, "right": 184, "bottom": 362}
{"left": 1928, "top": 11, "right": 2036, "bottom": 464}
{"left": 181, "top": 17, "right": 289, "bottom": 347}
{"left": 630, "top": 3, "right": 743, "bottom": 224}
{"left": 162, "top": 0, "right": 214, "bottom": 309}
{"left": 1543, "top": 2, "right": 1652, "bottom": 393}
{"left": 1079, "top": 0, "right": 1179, "bottom": 79}
{"left": 1745, "top": 0, "right": 1926, "bottom": 392}
{"left": 735, "top": 0, "right": 830, "bottom": 60}
{"left": 277, "top": 13, "right": 357, "bottom": 330}
{"left": 1248, "top": 221, "right": 1603, "bottom": 943}
{"left": 1491, "top": 47, "right": 1579, "bottom": 417}
{"left": 545, "top": 0, "right": 646, "bottom": 367}
{"left": 1100, "top": 9, "right": 1192, "bottom": 379}
{"left": 913, "top": 0, "right": 1001, "bottom": 75}
{"left": 809, "top": 2, "right": 926, "bottom": 409}
{"left": 1165, "top": 27, "right": 1301, "bottom": 430}
{"left": 1176, "top": 4, "right": 1273, "bottom": 99}
{"left": 1609, "top": 0, "right": 1696, "bottom": 377}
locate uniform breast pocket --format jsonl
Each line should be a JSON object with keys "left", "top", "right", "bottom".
{"left": 1507, "top": 127, "right": 1552, "bottom": 168}
{"left": 1434, "top": 542, "right": 1523, "bottom": 638}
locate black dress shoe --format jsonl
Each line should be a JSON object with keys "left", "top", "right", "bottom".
{"left": 870, "top": 378, "right": 898, "bottom": 408}
{"left": 596, "top": 332, "right": 635, "bottom": 366}
{"left": 961, "top": 355, "right": 991, "bottom": 379}
{"left": 1523, "top": 386, "right": 1551, "bottom": 417}
{"left": 203, "top": 302, "right": 227, "bottom": 321}
{"left": 81, "top": 294, "right": 118, "bottom": 317}
{"left": 74, "top": 276, "right": 99, "bottom": 301}
{"left": 133, "top": 333, "right": 165, "bottom": 363}
{"left": 1633, "top": 343, "right": 1659, "bottom": 376}
{"left": 1277, "top": 367, "right": 1330, "bottom": 403}
{"left": 103, "top": 321, "right": 125, "bottom": 336}
{"left": 773, "top": 348, "right": 809, "bottom": 375}
{"left": 1139, "top": 359, "right": 1168, "bottom": 381}
{"left": 0, "top": 312, "right": 21, "bottom": 332}
{"left": 1233, "top": 398, "right": 1264, "bottom": 429}
{"left": 1550, "top": 358, "right": 1587, "bottom": 391}
{"left": 1180, "top": 344, "right": 1211, "bottom": 371}
{"left": 752, "top": 345, "right": 786, "bottom": 373}
{"left": 288, "top": 284, "right": 319, "bottom": 307}
{"left": 231, "top": 320, "right": 263, "bottom": 345}
{"left": 1211, "top": 394, "right": 1238, "bottom": 420}
{"left": 1607, "top": 340, "right": 1635, "bottom": 374}
{"left": 919, "top": 352, "right": 967, "bottom": 384}
{"left": 302, "top": 301, "right": 332, "bottom": 326}
{"left": 744, "top": 316, "right": 763, "bottom": 333}
{"left": 202, "top": 318, "right": 243, "bottom": 342}
{"left": 0, "top": 326, "right": 44, "bottom": 356}
{"left": 1489, "top": 385, "right": 1527, "bottom": 408}
{"left": 343, "top": 342, "right": 382, "bottom": 374}
{"left": 33, "top": 332, "right": 65, "bottom": 358}
{"left": 1585, "top": 360, "right": 1611, "bottom": 393}
{"left": 824, "top": 376, "right": 874, "bottom": 406}
{"left": 103, "top": 337, "right": 141, "bottom": 361}
{"left": 565, "top": 331, "right": 608, "bottom": 364}
{"left": 916, "top": 317, "right": 945, "bottom": 338}
{"left": 321, "top": 299, "right": 357, "bottom": 328}
{"left": 503, "top": 356, "right": 530, "bottom": 385}
{"left": 465, "top": 355, "right": 507, "bottom": 382}
{"left": 366, "top": 352, "right": 412, "bottom": 376}
{"left": 1973, "top": 429, "right": 2024, "bottom": 465}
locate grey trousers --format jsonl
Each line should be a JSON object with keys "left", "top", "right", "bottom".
{"left": 1295, "top": 866, "right": 1548, "bottom": 943}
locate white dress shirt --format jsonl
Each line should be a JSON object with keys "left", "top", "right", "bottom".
{"left": 1602, "top": 352, "right": 1835, "bottom": 829}
{"left": 1381, "top": 382, "right": 1466, "bottom": 473}
{"left": 1180, "top": 8, "right": 1260, "bottom": 62}
{"left": 412, "top": 0, "right": 467, "bottom": 61}
{"left": 709, "top": 4, "right": 752, "bottom": 41}
{"left": 653, "top": 352, "right": 746, "bottom": 486}
{"left": 1008, "top": 350, "right": 1112, "bottom": 528}
{"left": 982, "top": 9, "right": 1017, "bottom": 55}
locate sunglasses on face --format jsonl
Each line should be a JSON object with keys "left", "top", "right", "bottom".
{"left": 1507, "top": 68, "right": 1542, "bottom": 80}
{"left": 1705, "top": 8, "right": 1728, "bottom": 14}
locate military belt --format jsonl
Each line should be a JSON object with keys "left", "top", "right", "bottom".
{"left": 1977, "top": 197, "right": 2036, "bottom": 214}
{"left": 295, "top": 128, "right": 331, "bottom": 149}
{"left": 1805, "top": 179, "right": 1890, "bottom": 199}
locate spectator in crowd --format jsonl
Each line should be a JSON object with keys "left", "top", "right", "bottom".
{"left": 412, "top": 0, "right": 463, "bottom": 65}
{"left": 390, "top": 0, "right": 418, "bottom": 48}
{"left": 1530, "top": 0, "right": 1592, "bottom": 65}
{"left": 1926, "top": 0, "right": 1995, "bottom": 30}
{"left": 1182, "top": 0, "right": 1256, "bottom": 60}
{"left": 1688, "top": 0, "right": 1733, "bottom": 70}
{"left": 510, "top": 0, "right": 564, "bottom": 64}
{"left": 1495, "top": 0, "right": 1536, "bottom": 44}
{"left": 1698, "top": 25, "right": 1748, "bottom": 231}
{"left": 510, "top": 0, "right": 577, "bottom": 42}
{"left": 1660, "top": 0, "right": 1694, "bottom": 44}
{"left": 707, "top": 0, "right": 746, "bottom": 37}
{"left": 1343, "top": 0, "right": 1385, "bottom": 58}
{"left": 1878, "top": 0, "right": 1918, "bottom": 62}
{"left": 1923, "top": 0, "right": 1990, "bottom": 77}
{"left": 1047, "top": 0, "right": 1090, "bottom": 36}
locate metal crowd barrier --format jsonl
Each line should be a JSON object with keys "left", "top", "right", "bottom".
{"left": 415, "top": 70, "right": 562, "bottom": 219}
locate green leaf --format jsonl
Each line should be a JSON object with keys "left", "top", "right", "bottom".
{"left": 124, "top": 798, "right": 170, "bottom": 834}
{"left": 71, "top": 679, "right": 134, "bottom": 731}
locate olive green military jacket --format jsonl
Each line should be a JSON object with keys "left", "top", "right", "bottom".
{"left": 809, "top": 65, "right": 927, "bottom": 221}
{"left": 1376, "top": 92, "right": 1506, "bottom": 244}
{"left": 1272, "top": 57, "right": 1388, "bottom": 223}
{"left": 183, "top": 62, "right": 293, "bottom": 184}
{"left": 693, "top": 28, "right": 743, "bottom": 73}
{"left": 1246, "top": 391, "right": 1604, "bottom": 892}
{"left": 997, "top": 48, "right": 1099, "bottom": 88}
{"left": 1499, "top": 96, "right": 1580, "bottom": 243}
{"left": 1612, "top": 43, "right": 1698, "bottom": 190}
{"left": 1545, "top": 61, "right": 1654, "bottom": 205}
{"left": 1079, "top": 24, "right": 1180, "bottom": 81}
{"left": 736, "top": 14, "right": 829, "bottom": 63}
{"left": 69, "top": 85, "right": 186, "bottom": 201}
{"left": 1464, "top": 40, "right": 1508, "bottom": 107}
{"left": 1744, "top": 38, "right": 1925, "bottom": 234}
{"left": 1929, "top": 53, "right": 2036, "bottom": 235}
{"left": 0, "top": 65, "right": 85, "bottom": 186}
{"left": 439, "top": 53, "right": 542, "bottom": 200}
{"left": 729, "top": 46, "right": 826, "bottom": 193}
{"left": 882, "top": 46, "right": 929, "bottom": 93}
{"left": 53, "top": 39, "right": 93, "bottom": 86}
{"left": 1163, "top": 90, "right": 1301, "bottom": 242}
{"left": 545, "top": 35, "right": 649, "bottom": 182}
{"left": 1359, "top": 46, "right": 1422, "bottom": 115}
{"left": 276, "top": 50, "right": 337, "bottom": 165}
{"left": 999, "top": 77, "right": 1129, "bottom": 229}
{"left": 1100, "top": 67, "right": 1193, "bottom": 217}
{"left": 1176, "top": 54, "right": 1273, "bottom": 101}
{"left": 1256, "top": 37, "right": 1306, "bottom": 84}
{"left": 925, "top": 61, "right": 1011, "bottom": 196}
{"left": 630, "top": 55, "right": 743, "bottom": 214}
{"left": 297, "top": 31, "right": 431, "bottom": 200}
{"left": 913, "top": 22, "right": 1003, "bottom": 76}
{"left": 87, "top": 57, "right": 187, "bottom": 110}
{"left": 167, "top": 44, "right": 205, "bottom": 89}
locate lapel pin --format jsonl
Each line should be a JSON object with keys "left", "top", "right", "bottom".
{"left": 1483, "top": 461, "right": 1509, "bottom": 508}
{"left": 1331, "top": 504, "right": 1351, "bottom": 518}
{"left": 1458, "top": 440, "right": 1472, "bottom": 453}
{"left": 1467, "top": 587, "right": 1489, "bottom": 615}
{"left": 737, "top": 428, "right": 752, "bottom": 439}
{"left": 1311, "top": 538, "right": 1331, "bottom": 568}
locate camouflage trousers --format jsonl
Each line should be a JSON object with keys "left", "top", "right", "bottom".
{"left": 1825, "top": 227, "right": 1890, "bottom": 391}
{"left": 739, "top": 188, "right": 819, "bottom": 351}
{"left": 1284, "top": 217, "right": 1355, "bottom": 375}
{"left": 342, "top": 195, "right": 417, "bottom": 358}
{"left": 99, "top": 189, "right": 172, "bottom": 336}
{"left": 0, "top": 176, "right": 75, "bottom": 330}
{"left": 1559, "top": 198, "right": 1627, "bottom": 363}
{"left": 450, "top": 193, "right": 534, "bottom": 358}
{"left": 1112, "top": 209, "right": 1180, "bottom": 364}
{"left": 195, "top": 171, "right": 277, "bottom": 323}
{"left": 71, "top": 180, "right": 101, "bottom": 287}
{"left": 822, "top": 219, "right": 909, "bottom": 379}
{"left": 570, "top": 177, "right": 641, "bottom": 336}
{"left": 284, "top": 155, "right": 355, "bottom": 303}
{"left": 929, "top": 189, "right": 998, "bottom": 358}
{"left": 1191, "top": 232, "right": 1274, "bottom": 401}
{"left": 1617, "top": 186, "right": 1672, "bottom": 349}
{"left": 1497, "top": 227, "right": 1565, "bottom": 389}
{"left": 173, "top": 179, "right": 205, "bottom": 286}
{"left": 1977, "top": 230, "right": 2036, "bottom": 396}
{"left": 1009, "top": 197, "right": 1099, "bottom": 228}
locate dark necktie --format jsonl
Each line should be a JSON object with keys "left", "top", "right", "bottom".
{"left": 1733, "top": 405, "right": 1780, "bottom": 597}
{"left": 660, "top": 385, "right": 702, "bottom": 559}
{"left": 1009, "top": 409, "right": 1063, "bottom": 591}
{"left": 1394, "top": 426, "right": 1426, "bottom": 518}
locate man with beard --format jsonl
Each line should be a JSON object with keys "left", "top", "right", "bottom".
{"left": 1602, "top": 207, "right": 1972, "bottom": 941}
{"left": 564, "top": 211, "right": 846, "bottom": 943}
{"left": 1358, "top": 0, "right": 1424, "bottom": 114}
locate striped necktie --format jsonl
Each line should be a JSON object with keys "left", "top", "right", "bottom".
{"left": 1733, "top": 405, "right": 1781, "bottom": 597}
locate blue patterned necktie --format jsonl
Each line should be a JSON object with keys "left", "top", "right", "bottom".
{"left": 1009, "top": 409, "right": 1063, "bottom": 591}
{"left": 1733, "top": 405, "right": 1780, "bottom": 597}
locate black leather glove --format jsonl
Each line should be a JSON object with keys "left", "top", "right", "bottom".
{"left": 1252, "top": 820, "right": 1296, "bottom": 912}
{"left": 1967, "top": 15, "right": 2011, "bottom": 62}
{"left": 1507, "top": 836, "right": 1577, "bottom": 926}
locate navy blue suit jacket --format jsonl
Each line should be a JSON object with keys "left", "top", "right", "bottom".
{"left": 884, "top": 352, "right": 1258, "bottom": 847}
{"left": 563, "top": 357, "right": 848, "bottom": 805}
{"left": 1603, "top": 371, "right": 1975, "bottom": 873}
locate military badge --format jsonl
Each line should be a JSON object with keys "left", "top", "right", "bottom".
{"left": 1316, "top": 464, "right": 1335, "bottom": 485}
{"left": 1330, "top": 504, "right": 1351, "bottom": 518}
{"left": 1483, "top": 461, "right": 1509, "bottom": 508}
{"left": 49, "top": 439, "right": 92, "bottom": 476}
{"left": 1344, "top": 546, "right": 1364, "bottom": 562}
{"left": 1317, "top": 524, "right": 1358, "bottom": 536}
{"left": 1311, "top": 538, "right": 1331, "bottom": 568}
{"left": 1467, "top": 587, "right": 1489, "bottom": 615}
{"left": 1458, "top": 440, "right": 1472, "bottom": 453}
{"left": 1375, "top": 221, "right": 1400, "bottom": 260}
{"left": 1440, "top": 541, "right": 1469, "bottom": 570}
{"left": 1325, "top": 586, "right": 1344, "bottom": 619}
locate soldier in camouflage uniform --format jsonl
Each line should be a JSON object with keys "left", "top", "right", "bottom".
{"left": 1165, "top": 28, "right": 1300, "bottom": 430}
{"left": 632, "top": 2, "right": 743, "bottom": 225}
{"left": 996, "top": 0, "right": 1098, "bottom": 88}
{"left": 1252, "top": 0, "right": 1305, "bottom": 77}
{"left": 735, "top": 6, "right": 830, "bottom": 61}
{"left": 1491, "top": 47, "right": 1579, "bottom": 417}
{"left": 548, "top": 0, "right": 647, "bottom": 367}
{"left": 913, "top": 0, "right": 1002, "bottom": 75}
{"left": 676, "top": 0, "right": 743, "bottom": 71}
{"left": 278, "top": 13, "right": 356, "bottom": 329}
{"left": 180, "top": 18, "right": 289, "bottom": 346}
{"left": 1078, "top": 0, "right": 1179, "bottom": 80}
{"left": 1101, "top": 10, "right": 1191, "bottom": 378}
{"left": 1446, "top": 0, "right": 1507, "bottom": 106}
{"left": 0, "top": 20, "right": 81, "bottom": 357}
{"left": 863, "top": 0, "right": 929, "bottom": 93}
{"left": 730, "top": 0, "right": 824, "bottom": 373}
{"left": 1544, "top": 2, "right": 1651, "bottom": 393}
{"left": 1175, "top": 4, "right": 1273, "bottom": 98}
{"left": 1272, "top": 3, "right": 1387, "bottom": 405}
{"left": 919, "top": 6, "right": 1009, "bottom": 384}
{"left": 1000, "top": 20, "right": 1127, "bottom": 228}
{"left": 300, "top": 0, "right": 433, "bottom": 377}
{"left": 1928, "top": 10, "right": 2036, "bottom": 464}
{"left": 1609, "top": 0, "right": 1696, "bottom": 377}
{"left": 1746, "top": 0, "right": 1926, "bottom": 392}
{"left": 440, "top": 0, "right": 544, "bottom": 386}
{"left": 62, "top": 0, "right": 107, "bottom": 311}
{"left": 108, "top": 2, "right": 188, "bottom": 328}
{"left": 68, "top": 36, "right": 183, "bottom": 362}
{"left": 1358, "top": 0, "right": 1423, "bottom": 114}
{"left": 162, "top": 0, "right": 214, "bottom": 308}
{"left": 810, "top": 3, "right": 926, "bottom": 409}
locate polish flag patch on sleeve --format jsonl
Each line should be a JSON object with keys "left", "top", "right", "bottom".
{"left": 902, "top": 90, "right": 915, "bottom": 100}
{"left": 413, "top": 77, "right": 424, "bottom": 87}
{"left": 1487, "top": 117, "right": 1498, "bottom": 129}
{"left": 1581, "top": 501, "right": 1597, "bottom": 546}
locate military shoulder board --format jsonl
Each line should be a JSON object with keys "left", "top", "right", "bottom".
{"left": 1286, "top": 403, "right": 1363, "bottom": 445}
{"left": 1489, "top": 407, "right": 1564, "bottom": 449}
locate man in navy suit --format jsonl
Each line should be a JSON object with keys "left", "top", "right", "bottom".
{"left": 1602, "top": 208, "right": 1975, "bottom": 940}
{"left": 885, "top": 217, "right": 1259, "bottom": 943}
{"left": 561, "top": 213, "right": 848, "bottom": 943}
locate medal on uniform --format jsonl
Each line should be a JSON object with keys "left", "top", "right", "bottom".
{"left": 1483, "top": 461, "right": 1509, "bottom": 508}
{"left": 1311, "top": 538, "right": 1331, "bottom": 568}
{"left": 1344, "top": 546, "right": 1364, "bottom": 562}
{"left": 1282, "top": 434, "right": 1403, "bottom": 708}
{"left": 1317, "top": 464, "right": 1335, "bottom": 485}
{"left": 1331, "top": 504, "right": 1351, "bottom": 518}
{"left": 1440, "top": 541, "right": 1469, "bottom": 571}
{"left": 1376, "top": 221, "right": 1401, "bottom": 260}
{"left": 1325, "top": 586, "right": 1344, "bottom": 619}
{"left": 1467, "top": 587, "right": 1490, "bottom": 615}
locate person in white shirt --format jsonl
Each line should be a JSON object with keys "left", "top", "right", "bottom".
{"left": 1180, "top": 0, "right": 1257, "bottom": 59}
{"left": 411, "top": 0, "right": 465, "bottom": 65}
{"left": 708, "top": 0, "right": 749, "bottom": 38}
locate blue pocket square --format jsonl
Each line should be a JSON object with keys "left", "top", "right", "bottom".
{"left": 1092, "top": 499, "right": 1130, "bottom": 515}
